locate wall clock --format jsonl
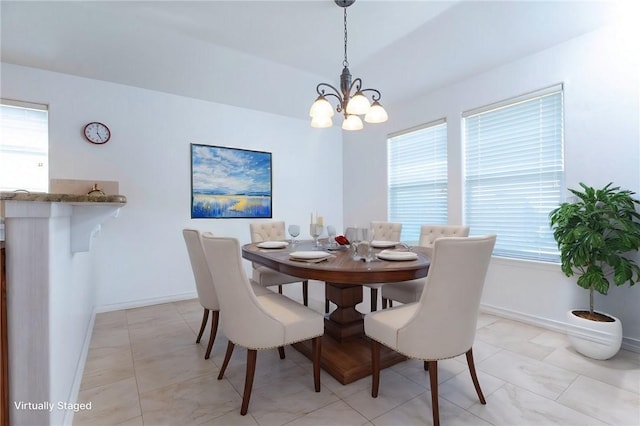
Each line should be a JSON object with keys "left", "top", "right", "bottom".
{"left": 83, "top": 122, "right": 111, "bottom": 144}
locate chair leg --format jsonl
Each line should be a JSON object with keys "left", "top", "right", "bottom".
{"left": 205, "top": 310, "right": 219, "bottom": 360}
{"left": 218, "top": 341, "right": 235, "bottom": 380}
{"left": 370, "top": 288, "right": 378, "bottom": 312}
{"left": 381, "top": 297, "right": 388, "bottom": 309}
{"left": 466, "top": 348, "right": 486, "bottom": 404}
{"left": 278, "top": 285, "right": 283, "bottom": 294}
{"left": 371, "top": 340, "right": 381, "bottom": 397}
{"left": 240, "top": 349, "right": 258, "bottom": 415}
{"left": 303, "top": 280, "right": 309, "bottom": 306}
{"left": 427, "top": 361, "right": 440, "bottom": 426}
{"left": 325, "top": 284, "right": 330, "bottom": 313}
{"left": 196, "top": 308, "right": 209, "bottom": 343}
{"left": 278, "top": 346, "right": 285, "bottom": 359}
{"left": 312, "top": 336, "right": 321, "bottom": 392}
{"left": 389, "top": 300, "right": 393, "bottom": 307}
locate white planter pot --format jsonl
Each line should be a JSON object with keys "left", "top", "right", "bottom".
{"left": 566, "top": 310, "right": 622, "bottom": 360}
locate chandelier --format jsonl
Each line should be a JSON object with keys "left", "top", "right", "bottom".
{"left": 309, "top": 0, "right": 388, "bottom": 130}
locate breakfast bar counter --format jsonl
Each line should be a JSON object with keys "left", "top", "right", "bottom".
{"left": 0, "top": 191, "right": 127, "bottom": 204}
{"left": 0, "top": 191, "right": 126, "bottom": 425}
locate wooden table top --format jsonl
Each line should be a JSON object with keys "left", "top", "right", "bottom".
{"left": 242, "top": 241, "right": 430, "bottom": 284}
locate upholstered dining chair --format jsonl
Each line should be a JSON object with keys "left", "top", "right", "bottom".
{"left": 250, "top": 221, "right": 310, "bottom": 306}
{"left": 381, "top": 224, "right": 470, "bottom": 307}
{"left": 364, "top": 221, "right": 402, "bottom": 312}
{"left": 182, "top": 229, "right": 220, "bottom": 360}
{"left": 365, "top": 235, "right": 496, "bottom": 426}
{"left": 201, "top": 234, "right": 323, "bottom": 415}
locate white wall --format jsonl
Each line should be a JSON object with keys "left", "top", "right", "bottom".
{"left": 1, "top": 62, "right": 344, "bottom": 308}
{"left": 343, "top": 25, "right": 640, "bottom": 349}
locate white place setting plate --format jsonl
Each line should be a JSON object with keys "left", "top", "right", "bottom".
{"left": 376, "top": 250, "right": 418, "bottom": 261}
{"left": 370, "top": 240, "right": 398, "bottom": 248}
{"left": 257, "top": 241, "right": 289, "bottom": 249}
{"left": 289, "top": 251, "right": 332, "bottom": 261}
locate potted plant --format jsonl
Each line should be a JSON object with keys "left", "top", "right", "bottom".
{"left": 550, "top": 182, "right": 640, "bottom": 359}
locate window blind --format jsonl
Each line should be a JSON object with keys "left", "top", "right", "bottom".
{"left": 463, "top": 86, "right": 564, "bottom": 262}
{"left": 0, "top": 99, "right": 49, "bottom": 192}
{"left": 388, "top": 120, "right": 447, "bottom": 242}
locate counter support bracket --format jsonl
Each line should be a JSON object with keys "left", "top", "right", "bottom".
{"left": 70, "top": 205, "right": 121, "bottom": 253}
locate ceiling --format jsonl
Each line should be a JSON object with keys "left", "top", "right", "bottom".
{"left": 0, "top": 1, "right": 614, "bottom": 120}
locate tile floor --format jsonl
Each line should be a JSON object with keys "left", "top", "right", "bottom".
{"left": 74, "top": 288, "right": 640, "bottom": 426}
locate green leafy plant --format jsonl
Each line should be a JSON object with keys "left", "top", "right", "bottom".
{"left": 550, "top": 183, "right": 640, "bottom": 319}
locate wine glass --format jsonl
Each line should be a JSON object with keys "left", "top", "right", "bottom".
{"left": 345, "top": 227, "right": 356, "bottom": 245}
{"left": 349, "top": 227, "right": 363, "bottom": 260}
{"left": 288, "top": 224, "right": 300, "bottom": 246}
{"left": 327, "top": 225, "right": 337, "bottom": 248}
{"left": 365, "top": 227, "right": 376, "bottom": 262}
{"left": 310, "top": 224, "right": 323, "bottom": 248}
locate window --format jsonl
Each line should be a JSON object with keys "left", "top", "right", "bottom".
{"left": 0, "top": 100, "right": 49, "bottom": 192}
{"left": 463, "top": 85, "right": 564, "bottom": 262}
{"left": 388, "top": 119, "right": 447, "bottom": 242}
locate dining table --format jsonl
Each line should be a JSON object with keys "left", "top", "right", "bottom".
{"left": 242, "top": 240, "right": 430, "bottom": 384}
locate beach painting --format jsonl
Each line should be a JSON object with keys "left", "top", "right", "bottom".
{"left": 191, "top": 144, "right": 272, "bottom": 218}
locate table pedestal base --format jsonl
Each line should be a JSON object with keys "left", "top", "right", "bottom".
{"left": 293, "top": 281, "right": 406, "bottom": 384}
{"left": 293, "top": 328, "right": 406, "bottom": 385}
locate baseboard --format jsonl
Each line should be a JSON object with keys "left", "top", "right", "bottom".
{"left": 62, "top": 307, "right": 97, "bottom": 426}
{"left": 96, "top": 291, "right": 198, "bottom": 313}
{"left": 480, "top": 303, "right": 640, "bottom": 354}
{"left": 621, "top": 336, "right": 640, "bottom": 353}
{"left": 480, "top": 303, "right": 569, "bottom": 333}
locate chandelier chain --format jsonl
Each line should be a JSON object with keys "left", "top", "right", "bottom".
{"left": 343, "top": 7, "right": 349, "bottom": 68}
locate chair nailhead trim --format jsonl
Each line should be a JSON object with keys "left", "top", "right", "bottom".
{"left": 367, "top": 336, "right": 470, "bottom": 361}
{"left": 231, "top": 333, "right": 324, "bottom": 351}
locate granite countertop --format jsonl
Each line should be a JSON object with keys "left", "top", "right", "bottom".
{"left": 0, "top": 191, "right": 127, "bottom": 204}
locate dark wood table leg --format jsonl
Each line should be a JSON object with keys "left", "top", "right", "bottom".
{"left": 293, "top": 281, "right": 405, "bottom": 385}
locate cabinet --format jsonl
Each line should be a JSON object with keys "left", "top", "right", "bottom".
{"left": 1, "top": 244, "right": 7, "bottom": 426}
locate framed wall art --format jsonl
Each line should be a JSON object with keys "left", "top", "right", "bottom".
{"left": 191, "top": 144, "right": 272, "bottom": 219}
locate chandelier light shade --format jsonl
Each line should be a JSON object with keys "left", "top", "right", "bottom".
{"left": 309, "top": 95, "right": 335, "bottom": 118}
{"left": 310, "top": 0, "right": 388, "bottom": 130}
{"left": 345, "top": 92, "right": 370, "bottom": 115}
{"left": 342, "top": 114, "right": 363, "bottom": 131}
{"left": 364, "top": 100, "right": 389, "bottom": 123}
{"left": 311, "top": 115, "right": 333, "bottom": 128}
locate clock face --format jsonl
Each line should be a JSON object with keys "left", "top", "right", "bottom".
{"left": 84, "top": 122, "right": 111, "bottom": 144}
